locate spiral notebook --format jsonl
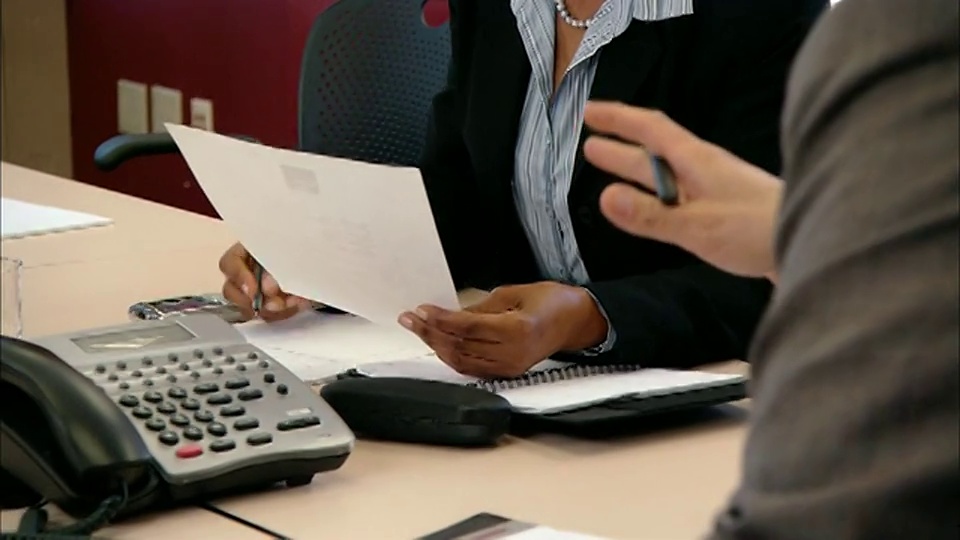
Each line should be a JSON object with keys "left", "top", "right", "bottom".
{"left": 352, "top": 358, "right": 746, "bottom": 415}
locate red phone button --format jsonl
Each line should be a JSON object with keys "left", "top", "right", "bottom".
{"left": 176, "top": 444, "right": 203, "bottom": 459}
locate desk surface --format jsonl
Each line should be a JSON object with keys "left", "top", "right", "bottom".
{"left": 0, "top": 163, "right": 749, "bottom": 539}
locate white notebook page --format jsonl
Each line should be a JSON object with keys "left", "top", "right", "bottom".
{"left": 237, "top": 310, "right": 436, "bottom": 383}
{"left": 1, "top": 198, "right": 113, "bottom": 240}
{"left": 356, "top": 358, "right": 745, "bottom": 414}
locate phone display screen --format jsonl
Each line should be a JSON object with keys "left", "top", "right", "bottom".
{"left": 71, "top": 323, "right": 196, "bottom": 353}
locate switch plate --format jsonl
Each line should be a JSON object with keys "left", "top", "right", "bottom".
{"left": 117, "top": 79, "right": 149, "bottom": 134}
{"left": 190, "top": 97, "right": 214, "bottom": 131}
{"left": 150, "top": 85, "right": 183, "bottom": 133}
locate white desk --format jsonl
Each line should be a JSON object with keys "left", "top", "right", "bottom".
{"left": 0, "top": 163, "right": 750, "bottom": 539}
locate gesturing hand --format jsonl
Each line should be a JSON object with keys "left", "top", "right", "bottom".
{"left": 582, "top": 102, "right": 782, "bottom": 279}
{"left": 218, "top": 243, "right": 312, "bottom": 322}
{"left": 398, "top": 282, "right": 608, "bottom": 379}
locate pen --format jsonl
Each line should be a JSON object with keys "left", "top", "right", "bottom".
{"left": 650, "top": 155, "right": 680, "bottom": 206}
{"left": 253, "top": 263, "right": 264, "bottom": 317}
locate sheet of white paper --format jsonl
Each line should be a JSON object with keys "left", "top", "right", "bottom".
{"left": 166, "top": 124, "right": 459, "bottom": 327}
{"left": 1, "top": 198, "right": 113, "bottom": 240}
{"left": 505, "top": 527, "right": 608, "bottom": 540}
{"left": 237, "top": 310, "right": 436, "bottom": 383}
{"left": 357, "top": 357, "right": 744, "bottom": 414}
{"left": 355, "top": 357, "right": 571, "bottom": 386}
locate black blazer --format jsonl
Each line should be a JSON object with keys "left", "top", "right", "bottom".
{"left": 420, "top": 0, "right": 828, "bottom": 368}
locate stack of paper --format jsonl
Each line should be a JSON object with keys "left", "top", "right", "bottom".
{"left": 1, "top": 198, "right": 113, "bottom": 240}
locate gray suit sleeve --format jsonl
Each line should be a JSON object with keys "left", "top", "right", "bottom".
{"left": 710, "top": 1, "right": 960, "bottom": 539}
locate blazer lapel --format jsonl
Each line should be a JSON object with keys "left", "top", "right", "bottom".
{"left": 463, "top": 13, "right": 530, "bottom": 193}
{"left": 572, "top": 21, "right": 664, "bottom": 183}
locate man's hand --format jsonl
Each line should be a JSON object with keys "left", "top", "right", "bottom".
{"left": 583, "top": 102, "right": 782, "bottom": 279}
{"left": 218, "top": 243, "right": 311, "bottom": 322}
{"left": 397, "top": 282, "right": 608, "bottom": 379}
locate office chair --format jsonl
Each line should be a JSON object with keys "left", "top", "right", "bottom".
{"left": 94, "top": 0, "right": 451, "bottom": 170}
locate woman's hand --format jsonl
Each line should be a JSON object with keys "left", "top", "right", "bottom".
{"left": 583, "top": 102, "right": 782, "bottom": 279}
{"left": 218, "top": 243, "right": 311, "bottom": 322}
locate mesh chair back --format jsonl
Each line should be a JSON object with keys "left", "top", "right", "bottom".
{"left": 298, "top": 0, "right": 451, "bottom": 166}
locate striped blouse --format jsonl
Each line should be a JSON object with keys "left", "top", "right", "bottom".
{"left": 510, "top": 0, "right": 693, "bottom": 351}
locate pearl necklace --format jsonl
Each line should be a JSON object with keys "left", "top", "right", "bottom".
{"left": 554, "top": 0, "right": 611, "bottom": 29}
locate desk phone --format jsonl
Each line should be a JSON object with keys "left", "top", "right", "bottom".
{"left": 0, "top": 314, "right": 354, "bottom": 525}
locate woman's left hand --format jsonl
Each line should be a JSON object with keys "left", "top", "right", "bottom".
{"left": 399, "top": 282, "right": 608, "bottom": 378}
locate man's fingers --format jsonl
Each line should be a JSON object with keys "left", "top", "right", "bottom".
{"left": 583, "top": 102, "right": 699, "bottom": 163}
{"left": 582, "top": 136, "right": 656, "bottom": 190}
{"left": 599, "top": 183, "right": 684, "bottom": 243}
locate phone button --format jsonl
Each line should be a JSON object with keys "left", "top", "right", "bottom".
{"left": 194, "top": 410, "right": 215, "bottom": 423}
{"left": 176, "top": 444, "right": 203, "bottom": 459}
{"left": 132, "top": 406, "right": 153, "bottom": 419}
{"left": 247, "top": 433, "right": 273, "bottom": 446}
{"left": 119, "top": 395, "right": 139, "bottom": 407}
{"left": 210, "top": 439, "right": 237, "bottom": 453}
{"left": 225, "top": 378, "right": 250, "bottom": 390}
{"left": 158, "top": 431, "right": 179, "bottom": 445}
{"left": 193, "top": 383, "right": 220, "bottom": 395}
{"left": 143, "top": 391, "right": 163, "bottom": 403}
{"left": 146, "top": 418, "right": 166, "bottom": 431}
{"left": 183, "top": 427, "right": 204, "bottom": 441}
{"left": 207, "top": 423, "right": 228, "bottom": 437}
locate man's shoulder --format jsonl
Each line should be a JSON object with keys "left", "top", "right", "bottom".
{"left": 787, "top": 0, "right": 959, "bottom": 112}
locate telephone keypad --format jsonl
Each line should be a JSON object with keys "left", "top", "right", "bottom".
{"left": 78, "top": 340, "right": 348, "bottom": 480}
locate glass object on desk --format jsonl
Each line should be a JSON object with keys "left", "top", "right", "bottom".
{"left": 1, "top": 257, "right": 23, "bottom": 338}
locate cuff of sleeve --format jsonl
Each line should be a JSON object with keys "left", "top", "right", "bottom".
{"left": 574, "top": 288, "right": 618, "bottom": 356}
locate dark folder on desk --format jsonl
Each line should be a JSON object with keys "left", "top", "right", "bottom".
{"left": 337, "top": 359, "right": 747, "bottom": 432}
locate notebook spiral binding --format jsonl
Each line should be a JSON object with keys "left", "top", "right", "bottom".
{"left": 467, "top": 364, "right": 644, "bottom": 393}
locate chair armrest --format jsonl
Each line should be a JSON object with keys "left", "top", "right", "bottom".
{"left": 94, "top": 132, "right": 262, "bottom": 172}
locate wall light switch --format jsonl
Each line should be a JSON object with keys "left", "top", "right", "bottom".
{"left": 117, "top": 79, "right": 149, "bottom": 134}
{"left": 190, "top": 97, "right": 214, "bottom": 131}
{"left": 150, "top": 85, "right": 183, "bottom": 133}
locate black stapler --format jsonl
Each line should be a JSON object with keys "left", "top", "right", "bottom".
{"left": 320, "top": 377, "right": 512, "bottom": 447}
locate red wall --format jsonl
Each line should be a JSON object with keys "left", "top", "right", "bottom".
{"left": 67, "top": 0, "right": 449, "bottom": 217}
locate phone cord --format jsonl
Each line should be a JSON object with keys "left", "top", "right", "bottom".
{"left": 0, "top": 484, "right": 127, "bottom": 540}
